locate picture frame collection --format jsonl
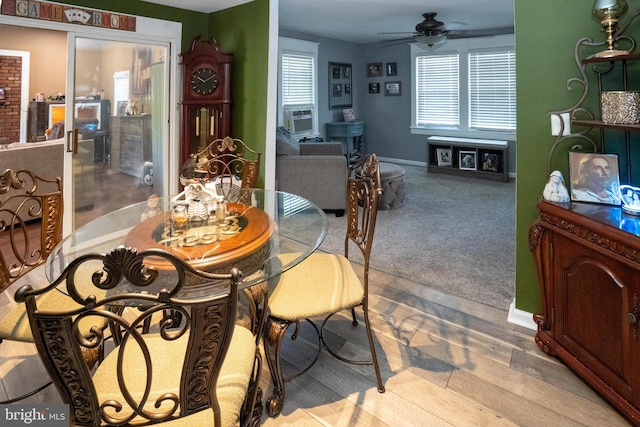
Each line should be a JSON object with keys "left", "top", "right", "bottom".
{"left": 329, "top": 62, "right": 352, "bottom": 110}
{"left": 433, "top": 146, "right": 504, "bottom": 174}
{"left": 367, "top": 62, "right": 400, "bottom": 96}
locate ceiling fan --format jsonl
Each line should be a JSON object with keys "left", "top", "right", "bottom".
{"left": 381, "top": 12, "right": 513, "bottom": 49}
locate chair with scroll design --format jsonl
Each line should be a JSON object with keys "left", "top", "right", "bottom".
{"left": 17, "top": 245, "right": 263, "bottom": 427}
{"left": 0, "top": 168, "right": 68, "bottom": 402}
{"left": 181, "top": 136, "right": 261, "bottom": 199}
{"left": 263, "top": 154, "right": 385, "bottom": 417}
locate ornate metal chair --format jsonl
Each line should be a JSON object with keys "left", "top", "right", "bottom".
{"left": 181, "top": 137, "right": 261, "bottom": 199}
{"left": 263, "top": 154, "right": 385, "bottom": 417}
{"left": 0, "top": 169, "right": 66, "bottom": 402}
{"left": 17, "top": 246, "right": 263, "bottom": 427}
{"left": 0, "top": 169, "right": 62, "bottom": 294}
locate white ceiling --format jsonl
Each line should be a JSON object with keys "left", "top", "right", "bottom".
{"left": 141, "top": 0, "right": 515, "bottom": 45}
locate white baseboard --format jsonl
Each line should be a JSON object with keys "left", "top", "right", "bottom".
{"left": 376, "top": 156, "right": 426, "bottom": 167}
{"left": 507, "top": 299, "right": 537, "bottom": 330}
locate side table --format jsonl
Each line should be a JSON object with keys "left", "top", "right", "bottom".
{"left": 326, "top": 121, "right": 364, "bottom": 158}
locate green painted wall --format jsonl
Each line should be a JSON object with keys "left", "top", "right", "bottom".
{"left": 514, "top": 0, "right": 640, "bottom": 313}
{"left": 209, "top": 0, "right": 270, "bottom": 186}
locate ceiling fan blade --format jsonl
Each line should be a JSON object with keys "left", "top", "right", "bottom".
{"left": 381, "top": 36, "right": 417, "bottom": 45}
{"left": 441, "top": 21, "right": 468, "bottom": 31}
{"left": 446, "top": 27, "right": 514, "bottom": 39}
{"left": 378, "top": 31, "right": 419, "bottom": 35}
{"left": 381, "top": 40, "right": 416, "bottom": 48}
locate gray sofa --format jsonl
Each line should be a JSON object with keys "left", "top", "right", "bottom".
{"left": 0, "top": 138, "right": 95, "bottom": 211}
{"left": 276, "top": 127, "right": 347, "bottom": 216}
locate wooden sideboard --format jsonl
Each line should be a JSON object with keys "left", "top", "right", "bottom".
{"left": 110, "top": 115, "right": 151, "bottom": 178}
{"left": 530, "top": 199, "right": 640, "bottom": 424}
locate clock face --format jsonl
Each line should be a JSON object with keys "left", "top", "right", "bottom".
{"left": 190, "top": 68, "right": 219, "bottom": 96}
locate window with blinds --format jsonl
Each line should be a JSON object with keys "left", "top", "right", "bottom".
{"left": 416, "top": 54, "right": 459, "bottom": 127}
{"left": 469, "top": 50, "right": 516, "bottom": 130}
{"left": 113, "top": 70, "right": 129, "bottom": 115}
{"left": 281, "top": 53, "right": 315, "bottom": 108}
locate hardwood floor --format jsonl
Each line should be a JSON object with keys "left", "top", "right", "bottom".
{"left": 0, "top": 264, "right": 631, "bottom": 426}
{"left": 0, "top": 164, "right": 631, "bottom": 425}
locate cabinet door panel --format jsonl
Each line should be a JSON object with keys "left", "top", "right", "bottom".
{"left": 554, "top": 234, "right": 633, "bottom": 400}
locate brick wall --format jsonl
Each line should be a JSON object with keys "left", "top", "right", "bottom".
{"left": 0, "top": 56, "right": 22, "bottom": 144}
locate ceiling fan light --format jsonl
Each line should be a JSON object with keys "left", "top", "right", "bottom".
{"left": 415, "top": 34, "right": 446, "bottom": 48}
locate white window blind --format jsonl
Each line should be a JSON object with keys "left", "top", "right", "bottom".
{"left": 469, "top": 50, "right": 516, "bottom": 130}
{"left": 113, "top": 70, "right": 129, "bottom": 114}
{"left": 416, "top": 54, "right": 459, "bottom": 127}
{"left": 281, "top": 53, "right": 315, "bottom": 107}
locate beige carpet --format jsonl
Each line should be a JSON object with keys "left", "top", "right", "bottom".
{"left": 319, "top": 164, "right": 516, "bottom": 311}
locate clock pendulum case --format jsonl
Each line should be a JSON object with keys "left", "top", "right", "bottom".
{"left": 180, "top": 36, "right": 233, "bottom": 166}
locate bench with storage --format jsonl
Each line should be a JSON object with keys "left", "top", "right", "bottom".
{"left": 427, "top": 136, "right": 510, "bottom": 182}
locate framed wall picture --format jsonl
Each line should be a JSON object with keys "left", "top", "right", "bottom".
{"left": 132, "top": 46, "right": 152, "bottom": 95}
{"left": 459, "top": 150, "right": 477, "bottom": 170}
{"left": 436, "top": 148, "right": 452, "bottom": 166}
{"left": 386, "top": 62, "right": 397, "bottom": 76}
{"left": 569, "top": 152, "right": 621, "bottom": 205}
{"left": 369, "top": 83, "right": 380, "bottom": 94}
{"left": 367, "top": 62, "right": 382, "bottom": 77}
{"left": 384, "top": 81, "right": 401, "bottom": 96}
{"left": 0, "top": 87, "right": 6, "bottom": 101}
{"left": 329, "top": 62, "right": 352, "bottom": 109}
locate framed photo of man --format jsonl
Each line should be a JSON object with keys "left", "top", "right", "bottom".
{"left": 569, "top": 152, "right": 621, "bottom": 205}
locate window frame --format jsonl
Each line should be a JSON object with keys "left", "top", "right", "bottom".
{"left": 278, "top": 37, "right": 319, "bottom": 137}
{"left": 411, "top": 35, "right": 516, "bottom": 141}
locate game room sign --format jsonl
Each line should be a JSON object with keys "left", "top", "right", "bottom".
{"left": 1, "top": 0, "right": 136, "bottom": 32}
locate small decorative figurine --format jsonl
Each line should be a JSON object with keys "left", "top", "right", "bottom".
{"left": 543, "top": 170, "right": 570, "bottom": 202}
{"left": 140, "top": 194, "right": 160, "bottom": 222}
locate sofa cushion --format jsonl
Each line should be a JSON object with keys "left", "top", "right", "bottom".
{"left": 276, "top": 126, "right": 300, "bottom": 156}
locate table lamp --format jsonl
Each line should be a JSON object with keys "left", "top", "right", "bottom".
{"left": 593, "top": 0, "right": 629, "bottom": 57}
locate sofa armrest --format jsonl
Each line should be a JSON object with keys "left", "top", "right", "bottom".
{"left": 276, "top": 155, "right": 347, "bottom": 211}
{"left": 299, "top": 142, "right": 344, "bottom": 156}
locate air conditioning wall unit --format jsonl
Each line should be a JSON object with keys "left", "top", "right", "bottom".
{"left": 283, "top": 109, "right": 313, "bottom": 135}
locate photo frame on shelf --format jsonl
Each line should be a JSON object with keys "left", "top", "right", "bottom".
{"left": 481, "top": 152, "right": 500, "bottom": 172}
{"left": 369, "top": 83, "right": 380, "bottom": 94}
{"left": 459, "top": 150, "right": 477, "bottom": 170}
{"left": 384, "top": 81, "right": 401, "bottom": 96}
{"left": 117, "top": 101, "right": 128, "bottom": 116}
{"left": 569, "top": 151, "right": 621, "bottom": 205}
{"left": 436, "top": 148, "right": 452, "bottom": 167}
{"left": 386, "top": 62, "right": 397, "bottom": 76}
{"left": 367, "top": 62, "right": 382, "bottom": 77}
{"left": 343, "top": 108, "right": 355, "bottom": 122}
{"left": 329, "top": 62, "right": 352, "bottom": 109}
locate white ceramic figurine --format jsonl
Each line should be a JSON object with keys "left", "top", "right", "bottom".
{"left": 543, "top": 170, "right": 570, "bottom": 202}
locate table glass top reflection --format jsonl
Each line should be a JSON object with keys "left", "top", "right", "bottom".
{"left": 46, "top": 189, "right": 327, "bottom": 294}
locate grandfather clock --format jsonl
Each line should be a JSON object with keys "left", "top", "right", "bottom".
{"left": 180, "top": 36, "right": 233, "bottom": 165}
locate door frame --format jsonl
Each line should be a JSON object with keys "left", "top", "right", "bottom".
{"left": 0, "top": 12, "right": 182, "bottom": 236}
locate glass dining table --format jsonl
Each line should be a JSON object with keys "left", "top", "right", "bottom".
{"left": 45, "top": 189, "right": 328, "bottom": 299}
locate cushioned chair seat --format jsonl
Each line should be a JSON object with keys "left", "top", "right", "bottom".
{"left": 268, "top": 252, "right": 364, "bottom": 321}
{"left": 0, "top": 265, "right": 101, "bottom": 342}
{"left": 93, "top": 325, "right": 256, "bottom": 427}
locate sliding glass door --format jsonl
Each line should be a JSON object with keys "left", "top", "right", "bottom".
{"left": 68, "top": 36, "right": 169, "bottom": 229}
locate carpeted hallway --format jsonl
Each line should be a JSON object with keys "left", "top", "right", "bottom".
{"left": 320, "top": 163, "right": 516, "bottom": 311}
